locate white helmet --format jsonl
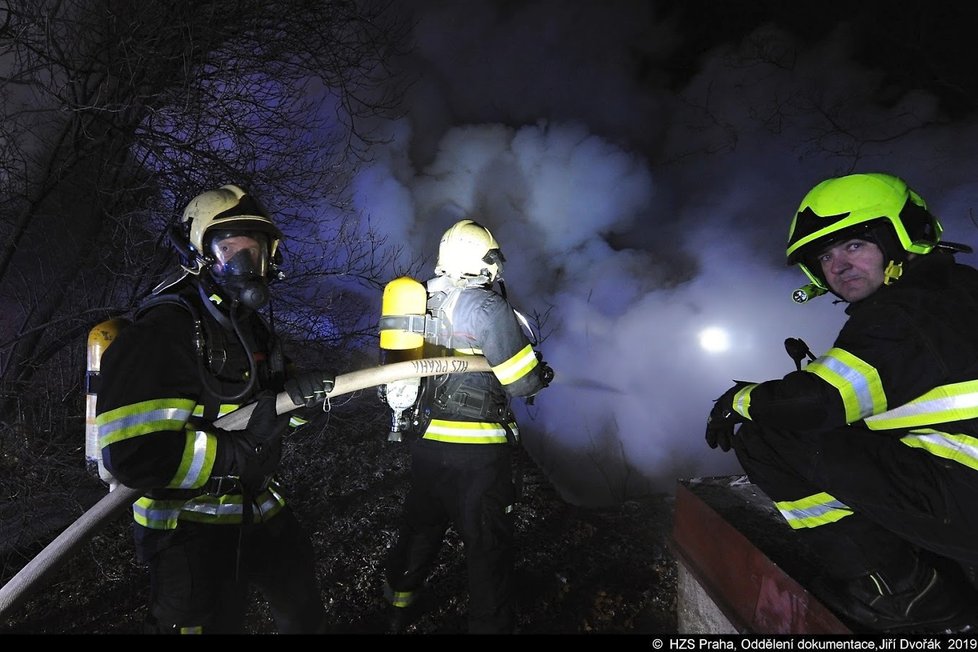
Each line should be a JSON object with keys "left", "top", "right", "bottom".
{"left": 434, "top": 219, "right": 505, "bottom": 282}
{"left": 181, "top": 184, "right": 282, "bottom": 258}
{"left": 178, "top": 184, "right": 283, "bottom": 309}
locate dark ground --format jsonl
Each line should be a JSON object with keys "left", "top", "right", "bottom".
{"left": 0, "top": 403, "right": 679, "bottom": 635}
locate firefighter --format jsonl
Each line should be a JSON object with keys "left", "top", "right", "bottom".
{"left": 96, "top": 184, "right": 334, "bottom": 634}
{"left": 705, "top": 173, "right": 978, "bottom": 632}
{"left": 383, "top": 219, "right": 553, "bottom": 634}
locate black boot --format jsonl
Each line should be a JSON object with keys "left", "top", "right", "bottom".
{"left": 384, "top": 581, "right": 425, "bottom": 634}
{"left": 388, "top": 605, "right": 414, "bottom": 634}
{"left": 813, "top": 555, "right": 977, "bottom": 633}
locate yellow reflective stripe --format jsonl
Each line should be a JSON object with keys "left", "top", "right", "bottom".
{"left": 168, "top": 428, "right": 217, "bottom": 490}
{"left": 865, "top": 380, "right": 978, "bottom": 430}
{"left": 132, "top": 485, "right": 287, "bottom": 529}
{"left": 900, "top": 428, "right": 978, "bottom": 472}
{"left": 192, "top": 403, "right": 242, "bottom": 418}
{"left": 133, "top": 497, "right": 184, "bottom": 529}
{"left": 730, "top": 384, "right": 759, "bottom": 419}
{"left": 423, "top": 419, "right": 514, "bottom": 444}
{"left": 179, "top": 491, "right": 285, "bottom": 524}
{"left": 455, "top": 347, "right": 481, "bottom": 355}
{"left": 97, "top": 398, "right": 196, "bottom": 447}
{"left": 805, "top": 348, "right": 886, "bottom": 423}
{"left": 389, "top": 590, "right": 414, "bottom": 608}
{"left": 492, "top": 344, "right": 538, "bottom": 386}
{"left": 775, "top": 491, "right": 853, "bottom": 529}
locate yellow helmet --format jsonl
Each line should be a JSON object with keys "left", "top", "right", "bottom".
{"left": 434, "top": 219, "right": 505, "bottom": 282}
{"left": 181, "top": 184, "right": 282, "bottom": 260}
{"left": 786, "top": 173, "right": 941, "bottom": 300}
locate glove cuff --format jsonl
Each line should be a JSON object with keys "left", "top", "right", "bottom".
{"left": 210, "top": 429, "right": 252, "bottom": 477}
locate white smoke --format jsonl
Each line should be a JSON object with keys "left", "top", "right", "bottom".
{"left": 341, "top": 1, "right": 978, "bottom": 506}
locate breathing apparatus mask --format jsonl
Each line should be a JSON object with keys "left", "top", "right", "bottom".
{"left": 165, "top": 184, "right": 284, "bottom": 312}
{"left": 206, "top": 229, "right": 272, "bottom": 310}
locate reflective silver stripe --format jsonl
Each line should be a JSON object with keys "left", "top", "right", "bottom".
{"left": 493, "top": 344, "right": 538, "bottom": 386}
{"left": 865, "top": 380, "right": 978, "bottom": 430}
{"left": 133, "top": 485, "right": 287, "bottom": 529}
{"left": 775, "top": 491, "right": 852, "bottom": 529}
{"left": 805, "top": 348, "right": 885, "bottom": 423}
{"left": 180, "top": 491, "right": 283, "bottom": 517}
{"left": 171, "top": 429, "right": 213, "bottom": 489}
{"left": 98, "top": 404, "right": 194, "bottom": 446}
{"left": 900, "top": 429, "right": 978, "bottom": 472}
{"left": 731, "top": 384, "right": 758, "bottom": 419}
{"left": 133, "top": 499, "right": 183, "bottom": 529}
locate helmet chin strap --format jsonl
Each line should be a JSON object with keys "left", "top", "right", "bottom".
{"left": 883, "top": 260, "right": 904, "bottom": 286}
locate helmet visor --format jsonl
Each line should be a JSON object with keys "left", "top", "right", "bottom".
{"left": 207, "top": 230, "right": 269, "bottom": 280}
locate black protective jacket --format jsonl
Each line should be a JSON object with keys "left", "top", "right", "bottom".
{"left": 418, "top": 279, "right": 548, "bottom": 444}
{"left": 732, "top": 252, "right": 978, "bottom": 454}
{"left": 96, "top": 288, "right": 289, "bottom": 529}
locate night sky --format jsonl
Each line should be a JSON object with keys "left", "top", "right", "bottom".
{"left": 309, "top": 0, "right": 978, "bottom": 505}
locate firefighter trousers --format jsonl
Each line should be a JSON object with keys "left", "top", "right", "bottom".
{"left": 733, "top": 421, "right": 978, "bottom": 579}
{"left": 136, "top": 506, "right": 326, "bottom": 634}
{"left": 385, "top": 438, "right": 517, "bottom": 634}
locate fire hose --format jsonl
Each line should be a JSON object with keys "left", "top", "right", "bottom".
{"left": 0, "top": 355, "right": 491, "bottom": 620}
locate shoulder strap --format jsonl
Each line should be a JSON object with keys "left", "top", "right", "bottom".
{"left": 134, "top": 290, "right": 235, "bottom": 379}
{"left": 426, "top": 281, "right": 465, "bottom": 349}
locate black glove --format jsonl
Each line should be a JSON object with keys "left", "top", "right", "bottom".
{"left": 284, "top": 369, "right": 335, "bottom": 408}
{"left": 212, "top": 391, "right": 290, "bottom": 493}
{"left": 538, "top": 361, "right": 554, "bottom": 387}
{"left": 536, "top": 351, "right": 554, "bottom": 387}
{"left": 526, "top": 353, "right": 554, "bottom": 406}
{"left": 705, "top": 381, "right": 752, "bottom": 452}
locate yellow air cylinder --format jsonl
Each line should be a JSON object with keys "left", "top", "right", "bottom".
{"left": 85, "top": 318, "right": 129, "bottom": 486}
{"left": 379, "top": 277, "right": 427, "bottom": 441}
{"left": 380, "top": 276, "right": 426, "bottom": 363}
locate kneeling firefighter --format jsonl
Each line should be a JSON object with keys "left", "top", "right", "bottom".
{"left": 706, "top": 173, "right": 978, "bottom": 632}
{"left": 95, "top": 184, "right": 334, "bottom": 634}
{"left": 380, "top": 219, "right": 554, "bottom": 634}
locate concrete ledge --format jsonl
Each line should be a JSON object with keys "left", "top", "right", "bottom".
{"left": 670, "top": 475, "right": 851, "bottom": 635}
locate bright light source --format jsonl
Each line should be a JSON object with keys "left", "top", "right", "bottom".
{"left": 699, "top": 327, "right": 730, "bottom": 353}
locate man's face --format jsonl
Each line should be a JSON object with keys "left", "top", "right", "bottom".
{"left": 817, "top": 238, "right": 886, "bottom": 303}
{"left": 209, "top": 233, "right": 267, "bottom": 278}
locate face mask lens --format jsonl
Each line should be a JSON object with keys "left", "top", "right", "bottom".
{"left": 208, "top": 232, "right": 268, "bottom": 279}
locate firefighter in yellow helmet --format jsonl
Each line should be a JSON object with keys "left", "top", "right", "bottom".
{"left": 383, "top": 219, "right": 553, "bottom": 634}
{"left": 705, "top": 173, "right": 978, "bottom": 632}
{"left": 96, "top": 184, "right": 334, "bottom": 633}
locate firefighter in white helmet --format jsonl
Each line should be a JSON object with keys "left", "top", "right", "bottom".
{"left": 705, "top": 173, "right": 978, "bottom": 632}
{"left": 96, "top": 184, "right": 334, "bottom": 633}
{"left": 383, "top": 218, "right": 553, "bottom": 634}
